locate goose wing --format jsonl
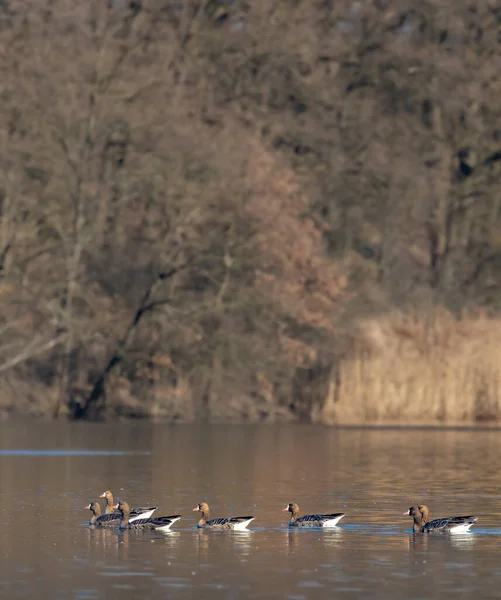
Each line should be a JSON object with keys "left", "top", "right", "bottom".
{"left": 422, "top": 516, "right": 477, "bottom": 532}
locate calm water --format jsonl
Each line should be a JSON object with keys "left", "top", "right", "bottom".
{"left": 1, "top": 422, "right": 501, "bottom": 599}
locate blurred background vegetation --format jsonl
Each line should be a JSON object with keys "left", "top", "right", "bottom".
{"left": 0, "top": 0, "right": 500, "bottom": 423}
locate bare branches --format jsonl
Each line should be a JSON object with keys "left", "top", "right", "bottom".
{"left": 0, "top": 333, "right": 66, "bottom": 376}
{"left": 1, "top": 0, "right": 500, "bottom": 424}
{"left": 72, "top": 262, "right": 190, "bottom": 419}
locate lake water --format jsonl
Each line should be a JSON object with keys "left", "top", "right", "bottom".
{"left": 1, "top": 421, "right": 501, "bottom": 599}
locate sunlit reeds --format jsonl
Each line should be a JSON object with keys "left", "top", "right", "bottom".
{"left": 321, "top": 310, "right": 501, "bottom": 424}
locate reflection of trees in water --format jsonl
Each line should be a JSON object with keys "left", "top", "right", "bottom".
{"left": 150, "top": 426, "right": 494, "bottom": 532}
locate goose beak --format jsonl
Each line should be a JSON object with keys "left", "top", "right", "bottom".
{"left": 282, "top": 507, "right": 289, "bottom": 511}
{"left": 112, "top": 504, "right": 119, "bottom": 511}
{"left": 99, "top": 492, "right": 106, "bottom": 498}
{"left": 403, "top": 510, "right": 410, "bottom": 515}
{"left": 85, "top": 504, "right": 91, "bottom": 510}
{"left": 192, "top": 506, "right": 199, "bottom": 511}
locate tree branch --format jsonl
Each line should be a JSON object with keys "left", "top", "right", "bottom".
{"left": 71, "top": 262, "right": 191, "bottom": 420}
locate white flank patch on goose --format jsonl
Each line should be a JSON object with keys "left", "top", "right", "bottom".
{"left": 155, "top": 522, "right": 174, "bottom": 532}
{"left": 449, "top": 523, "right": 474, "bottom": 533}
{"left": 129, "top": 509, "right": 156, "bottom": 522}
{"left": 322, "top": 514, "right": 345, "bottom": 527}
{"left": 232, "top": 517, "right": 255, "bottom": 530}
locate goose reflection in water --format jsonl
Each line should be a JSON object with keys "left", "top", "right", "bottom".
{"left": 195, "top": 528, "right": 253, "bottom": 560}
{"left": 231, "top": 530, "right": 253, "bottom": 557}
{"left": 85, "top": 526, "right": 129, "bottom": 560}
{"left": 285, "top": 527, "right": 344, "bottom": 556}
{"left": 161, "top": 530, "right": 180, "bottom": 549}
{"left": 321, "top": 529, "right": 344, "bottom": 550}
{"left": 406, "top": 531, "right": 476, "bottom": 552}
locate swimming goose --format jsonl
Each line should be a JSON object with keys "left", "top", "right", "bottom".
{"left": 86, "top": 500, "right": 157, "bottom": 527}
{"left": 193, "top": 502, "right": 254, "bottom": 530}
{"left": 283, "top": 502, "right": 345, "bottom": 527}
{"left": 100, "top": 490, "right": 157, "bottom": 520}
{"left": 404, "top": 505, "right": 477, "bottom": 533}
{"left": 86, "top": 501, "right": 120, "bottom": 527}
{"left": 113, "top": 501, "right": 182, "bottom": 531}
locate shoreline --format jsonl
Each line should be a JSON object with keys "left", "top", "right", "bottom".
{"left": 2, "top": 413, "right": 501, "bottom": 429}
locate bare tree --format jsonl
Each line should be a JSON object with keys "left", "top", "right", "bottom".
{"left": 1, "top": 0, "right": 501, "bottom": 422}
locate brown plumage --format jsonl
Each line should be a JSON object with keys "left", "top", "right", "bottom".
{"left": 85, "top": 501, "right": 120, "bottom": 527}
{"left": 99, "top": 490, "right": 157, "bottom": 519}
{"left": 113, "top": 500, "right": 181, "bottom": 531}
{"left": 283, "top": 502, "right": 345, "bottom": 527}
{"left": 193, "top": 502, "right": 254, "bottom": 530}
{"left": 405, "top": 505, "right": 430, "bottom": 532}
{"left": 404, "top": 505, "right": 477, "bottom": 533}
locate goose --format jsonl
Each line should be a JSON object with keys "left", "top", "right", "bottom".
{"left": 85, "top": 501, "right": 120, "bottom": 527}
{"left": 193, "top": 502, "right": 254, "bottom": 530}
{"left": 100, "top": 490, "right": 157, "bottom": 520}
{"left": 86, "top": 500, "right": 158, "bottom": 527}
{"left": 113, "top": 500, "right": 182, "bottom": 531}
{"left": 283, "top": 502, "right": 345, "bottom": 527}
{"left": 404, "top": 505, "right": 477, "bottom": 533}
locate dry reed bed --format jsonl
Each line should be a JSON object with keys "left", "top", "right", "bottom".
{"left": 322, "top": 311, "right": 501, "bottom": 425}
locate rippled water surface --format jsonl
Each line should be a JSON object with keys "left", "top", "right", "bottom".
{"left": 1, "top": 422, "right": 501, "bottom": 599}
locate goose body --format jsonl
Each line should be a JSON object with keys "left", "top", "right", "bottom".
{"left": 193, "top": 502, "right": 254, "bottom": 530}
{"left": 86, "top": 501, "right": 120, "bottom": 527}
{"left": 284, "top": 502, "right": 345, "bottom": 527}
{"left": 404, "top": 505, "right": 477, "bottom": 533}
{"left": 86, "top": 501, "right": 158, "bottom": 527}
{"left": 113, "top": 501, "right": 181, "bottom": 531}
{"left": 100, "top": 490, "right": 157, "bottom": 521}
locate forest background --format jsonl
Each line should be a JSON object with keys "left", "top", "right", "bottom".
{"left": 1, "top": 0, "right": 500, "bottom": 424}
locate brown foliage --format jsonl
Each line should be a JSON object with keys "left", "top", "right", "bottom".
{"left": 0, "top": 1, "right": 501, "bottom": 422}
{"left": 321, "top": 310, "right": 501, "bottom": 424}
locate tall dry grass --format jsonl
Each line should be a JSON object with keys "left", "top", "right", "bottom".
{"left": 321, "top": 310, "right": 501, "bottom": 424}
